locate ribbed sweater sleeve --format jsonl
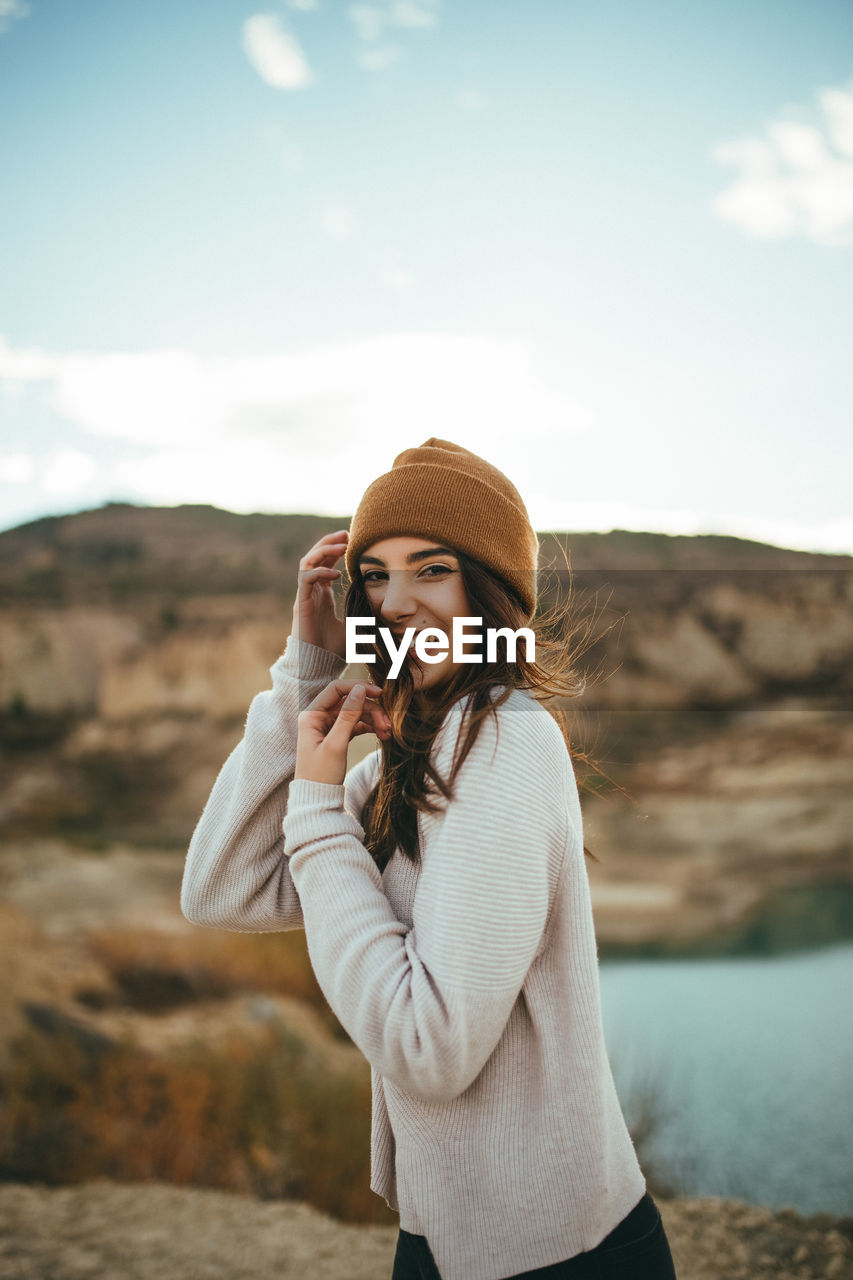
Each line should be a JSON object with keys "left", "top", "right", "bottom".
{"left": 180, "top": 634, "right": 346, "bottom": 930}
{"left": 283, "top": 701, "right": 569, "bottom": 1103}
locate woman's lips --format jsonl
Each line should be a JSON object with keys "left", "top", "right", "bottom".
{"left": 391, "top": 632, "right": 424, "bottom": 651}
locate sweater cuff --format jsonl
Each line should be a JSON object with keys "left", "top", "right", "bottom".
{"left": 284, "top": 778, "right": 364, "bottom": 853}
{"left": 278, "top": 634, "right": 347, "bottom": 682}
{"left": 288, "top": 777, "right": 346, "bottom": 809}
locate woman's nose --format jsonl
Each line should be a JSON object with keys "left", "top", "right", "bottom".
{"left": 379, "top": 574, "right": 418, "bottom": 623}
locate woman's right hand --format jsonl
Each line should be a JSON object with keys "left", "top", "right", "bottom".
{"left": 291, "top": 529, "right": 351, "bottom": 659}
{"left": 292, "top": 531, "right": 391, "bottom": 742}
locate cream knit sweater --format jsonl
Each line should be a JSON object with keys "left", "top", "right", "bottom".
{"left": 181, "top": 635, "right": 646, "bottom": 1280}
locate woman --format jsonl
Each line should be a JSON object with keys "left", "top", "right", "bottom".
{"left": 181, "top": 438, "right": 677, "bottom": 1280}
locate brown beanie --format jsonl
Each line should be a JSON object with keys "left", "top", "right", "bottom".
{"left": 345, "top": 438, "right": 539, "bottom": 619}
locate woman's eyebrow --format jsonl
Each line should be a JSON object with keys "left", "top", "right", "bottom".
{"left": 358, "top": 546, "right": 458, "bottom": 568}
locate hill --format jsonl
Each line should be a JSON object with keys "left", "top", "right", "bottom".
{"left": 0, "top": 502, "right": 850, "bottom": 951}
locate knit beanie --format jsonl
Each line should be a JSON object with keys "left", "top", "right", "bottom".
{"left": 345, "top": 438, "right": 539, "bottom": 620}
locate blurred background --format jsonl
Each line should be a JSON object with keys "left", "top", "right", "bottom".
{"left": 1, "top": 1, "right": 852, "bottom": 1274}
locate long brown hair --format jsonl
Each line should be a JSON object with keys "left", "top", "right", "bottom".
{"left": 344, "top": 541, "right": 606, "bottom": 873}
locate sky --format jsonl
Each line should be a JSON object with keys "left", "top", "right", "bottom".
{"left": 1, "top": 0, "right": 852, "bottom": 552}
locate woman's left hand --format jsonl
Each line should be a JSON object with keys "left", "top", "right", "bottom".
{"left": 295, "top": 679, "right": 390, "bottom": 785}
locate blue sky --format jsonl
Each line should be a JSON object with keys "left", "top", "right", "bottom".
{"left": 1, "top": 0, "right": 852, "bottom": 551}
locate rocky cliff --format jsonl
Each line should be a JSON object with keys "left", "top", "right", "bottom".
{"left": 1, "top": 504, "right": 850, "bottom": 720}
{"left": 0, "top": 503, "right": 850, "bottom": 949}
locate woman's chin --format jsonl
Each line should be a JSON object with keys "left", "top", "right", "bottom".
{"left": 410, "top": 660, "right": 460, "bottom": 692}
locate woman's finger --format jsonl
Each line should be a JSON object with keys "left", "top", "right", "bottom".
{"left": 298, "top": 566, "right": 340, "bottom": 581}
{"left": 298, "top": 680, "right": 390, "bottom": 743}
{"left": 354, "top": 712, "right": 391, "bottom": 739}
{"left": 301, "top": 682, "right": 390, "bottom": 741}
{"left": 296, "top": 566, "right": 341, "bottom": 597}
{"left": 299, "top": 533, "right": 348, "bottom": 571}
{"left": 323, "top": 683, "right": 367, "bottom": 752}
{"left": 294, "top": 566, "right": 345, "bottom": 613}
{"left": 301, "top": 679, "right": 383, "bottom": 718}
{"left": 301, "top": 544, "right": 346, "bottom": 569}
{"left": 310, "top": 529, "right": 348, "bottom": 548}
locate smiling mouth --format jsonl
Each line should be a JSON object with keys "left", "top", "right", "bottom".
{"left": 391, "top": 631, "right": 424, "bottom": 648}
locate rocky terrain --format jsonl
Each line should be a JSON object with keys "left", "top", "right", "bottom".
{"left": 0, "top": 504, "right": 851, "bottom": 1276}
{"left": 1, "top": 503, "right": 850, "bottom": 949}
{"left": 1, "top": 1180, "right": 852, "bottom": 1280}
{"left": 0, "top": 505, "right": 850, "bottom": 1070}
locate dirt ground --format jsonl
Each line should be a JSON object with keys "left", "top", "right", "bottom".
{"left": 0, "top": 1181, "right": 851, "bottom": 1280}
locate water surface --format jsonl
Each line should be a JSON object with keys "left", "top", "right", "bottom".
{"left": 600, "top": 943, "right": 853, "bottom": 1215}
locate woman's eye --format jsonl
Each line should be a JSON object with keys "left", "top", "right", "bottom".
{"left": 363, "top": 565, "right": 452, "bottom": 585}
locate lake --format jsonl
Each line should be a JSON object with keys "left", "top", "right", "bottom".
{"left": 599, "top": 943, "right": 853, "bottom": 1216}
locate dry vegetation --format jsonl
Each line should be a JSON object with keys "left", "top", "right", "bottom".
{"left": 0, "top": 908, "right": 675, "bottom": 1226}
{"left": 0, "top": 896, "right": 392, "bottom": 1224}
{"left": 0, "top": 1009, "right": 389, "bottom": 1226}
{"left": 83, "top": 925, "right": 342, "bottom": 1030}
{"left": 0, "top": 898, "right": 749, "bottom": 1274}
{"left": 0, "top": 509, "right": 851, "bottom": 1275}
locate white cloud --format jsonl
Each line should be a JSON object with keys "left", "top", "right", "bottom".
{"left": 524, "top": 497, "right": 853, "bottom": 556}
{"left": 105, "top": 449, "right": 853, "bottom": 556}
{"left": 287, "top": 0, "right": 318, "bottom": 9}
{"left": 0, "top": 453, "right": 34, "bottom": 484}
{"left": 0, "top": 338, "right": 223, "bottom": 445}
{"left": 0, "top": 0, "right": 28, "bottom": 35}
{"left": 390, "top": 0, "right": 439, "bottom": 28}
{"left": 41, "top": 449, "right": 97, "bottom": 494}
{"left": 348, "top": 3, "right": 384, "bottom": 41}
{"left": 347, "top": 0, "right": 438, "bottom": 69}
{"left": 696, "top": 511, "right": 853, "bottom": 556}
{"left": 822, "top": 85, "right": 853, "bottom": 158}
{"left": 243, "top": 14, "right": 312, "bottom": 90}
{"left": 0, "top": 332, "right": 588, "bottom": 516}
{"left": 711, "top": 78, "right": 853, "bottom": 246}
{"left": 349, "top": 0, "right": 440, "bottom": 36}
{"left": 320, "top": 203, "right": 355, "bottom": 240}
{"left": 357, "top": 44, "right": 400, "bottom": 71}
{"left": 0, "top": 334, "right": 54, "bottom": 380}
{"left": 3, "top": 335, "right": 851, "bottom": 554}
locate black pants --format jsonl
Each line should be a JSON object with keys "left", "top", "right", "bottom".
{"left": 391, "top": 1192, "right": 677, "bottom": 1279}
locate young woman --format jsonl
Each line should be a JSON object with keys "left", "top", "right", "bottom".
{"left": 181, "top": 438, "right": 677, "bottom": 1280}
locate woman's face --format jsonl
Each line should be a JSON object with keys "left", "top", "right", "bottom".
{"left": 358, "top": 535, "right": 472, "bottom": 692}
